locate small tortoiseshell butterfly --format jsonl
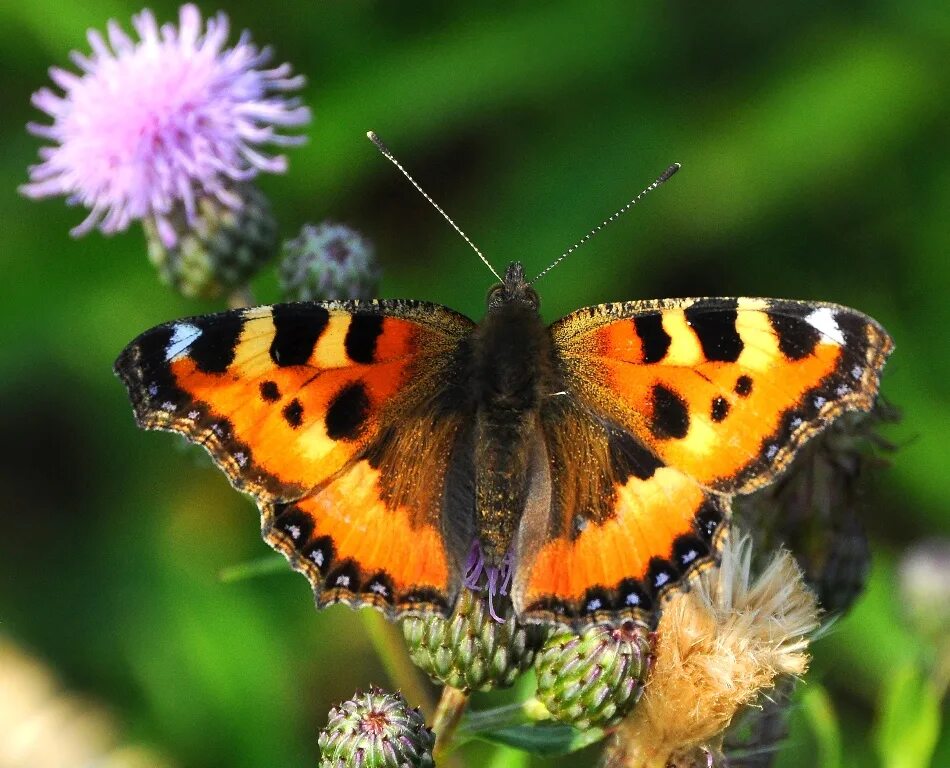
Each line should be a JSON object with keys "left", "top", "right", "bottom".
{"left": 115, "top": 145, "right": 893, "bottom": 629}
{"left": 115, "top": 269, "right": 892, "bottom": 627}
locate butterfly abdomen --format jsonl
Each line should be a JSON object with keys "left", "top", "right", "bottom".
{"left": 470, "top": 301, "right": 556, "bottom": 561}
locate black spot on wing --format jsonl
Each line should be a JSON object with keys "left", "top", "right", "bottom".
{"left": 325, "top": 382, "right": 371, "bottom": 441}
{"left": 650, "top": 384, "right": 690, "bottom": 440}
{"left": 273, "top": 504, "right": 314, "bottom": 548}
{"left": 326, "top": 560, "right": 362, "bottom": 592}
{"left": 768, "top": 306, "right": 820, "bottom": 361}
{"left": 609, "top": 428, "right": 664, "bottom": 481}
{"left": 685, "top": 300, "right": 743, "bottom": 362}
{"left": 711, "top": 396, "right": 730, "bottom": 422}
{"left": 672, "top": 534, "right": 710, "bottom": 571}
{"left": 270, "top": 304, "right": 330, "bottom": 366}
{"left": 646, "top": 557, "right": 680, "bottom": 596}
{"left": 189, "top": 313, "right": 243, "bottom": 373}
{"left": 734, "top": 375, "right": 753, "bottom": 397}
{"left": 693, "top": 500, "right": 725, "bottom": 544}
{"left": 633, "top": 313, "right": 671, "bottom": 363}
{"left": 303, "top": 535, "right": 335, "bottom": 573}
{"left": 581, "top": 586, "right": 614, "bottom": 615}
{"left": 260, "top": 380, "right": 280, "bottom": 402}
{"left": 399, "top": 587, "right": 450, "bottom": 613}
{"left": 345, "top": 313, "right": 385, "bottom": 364}
{"left": 616, "top": 578, "right": 653, "bottom": 613}
{"left": 282, "top": 398, "right": 304, "bottom": 428}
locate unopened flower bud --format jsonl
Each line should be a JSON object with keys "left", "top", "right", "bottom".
{"left": 318, "top": 686, "right": 433, "bottom": 768}
{"left": 279, "top": 222, "right": 380, "bottom": 302}
{"left": 402, "top": 588, "right": 546, "bottom": 692}
{"left": 144, "top": 184, "right": 277, "bottom": 299}
{"left": 535, "top": 621, "right": 652, "bottom": 731}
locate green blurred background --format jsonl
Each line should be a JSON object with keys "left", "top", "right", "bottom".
{"left": 1, "top": 1, "right": 948, "bottom": 766}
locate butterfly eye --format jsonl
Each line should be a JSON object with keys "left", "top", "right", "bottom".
{"left": 487, "top": 284, "right": 506, "bottom": 309}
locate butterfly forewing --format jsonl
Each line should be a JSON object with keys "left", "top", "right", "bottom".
{"left": 551, "top": 297, "right": 893, "bottom": 494}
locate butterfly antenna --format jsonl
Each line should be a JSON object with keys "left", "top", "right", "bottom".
{"left": 367, "top": 131, "right": 502, "bottom": 281}
{"left": 530, "top": 162, "right": 681, "bottom": 284}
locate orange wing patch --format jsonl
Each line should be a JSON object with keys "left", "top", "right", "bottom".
{"left": 265, "top": 459, "right": 452, "bottom": 617}
{"left": 516, "top": 462, "right": 726, "bottom": 627}
{"left": 553, "top": 298, "right": 893, "bottom": 493}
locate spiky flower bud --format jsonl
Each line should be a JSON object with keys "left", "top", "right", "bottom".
{"left": 535, "top": 621, "right": 652, "bottom": 731}
{"left": 401, "top": 588, "right": 546, "bottom": 692}
{"left": 144, "top": 184, "right": 277, "bottom": 299}
{"left": 279, "top": 222, "right": 381, "bottom": 302}
{"left": 318, "top": 686, "right": 434, "bottom": 768}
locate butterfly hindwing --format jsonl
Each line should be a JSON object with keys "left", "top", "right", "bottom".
{"left": 115, "top": 299, "right": 475, "bottom": 617}
{"left": 515, "top": 403, "right": 728, "bottom": 627}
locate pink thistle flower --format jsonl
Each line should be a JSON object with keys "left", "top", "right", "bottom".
{"left": 20, "top": 4, "right": 310, "bottom": 246}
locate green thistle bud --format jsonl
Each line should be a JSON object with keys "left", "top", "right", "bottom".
{"left": 535, "top": 621, "right": 652, "bottom": 731}
{"left": 401, "top": 589, "right": 547, "bottom": 692}
{"left": 279, "top": 222, "right": 381, "bottom": 302}
{"left": 318, "top": 686, "right": 434, "bottom": 768}
{"left": 144, "top": 184, "right": 277, "bottom": 300}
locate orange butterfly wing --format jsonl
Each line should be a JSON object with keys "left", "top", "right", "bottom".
{"left": 115, "top": 300, "right": 475, "bottom": 617}
{"left": 517, "top": 298, "right": 892, "bottom": 626}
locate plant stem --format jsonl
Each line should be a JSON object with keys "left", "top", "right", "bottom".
{"left": 432, "top": 686, "right": 470, "bottom": 762}
{"left": 358, "top": 609, "right": 435, "bottom": 717}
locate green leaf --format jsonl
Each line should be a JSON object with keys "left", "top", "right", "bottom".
{"left": 472, "top": 723, "right": 604, "bottom": 756}
{"left": 800, "top": 684, "right": 842, "bottom": 768}
{"left": 874, "top": 662, "right": 941, "bottom": 768}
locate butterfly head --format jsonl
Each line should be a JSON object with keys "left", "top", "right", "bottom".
{"left": 487, "top": 262, "right": 540, "bottom": 314}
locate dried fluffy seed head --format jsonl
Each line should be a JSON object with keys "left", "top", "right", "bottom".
{"left": 606, "top": 536, "right": 820, "bottom": 768}
{"left": 401, "top": 588, "right": 547, "bottom": 692}
{"left": 21, "top": 4, "right": 309, "bottom": 243}
{"left": 318, "top": 686, "right": 434, "bottom": 768}
{"left": 144, "top": 184, "right": 277, "bottom": 299}
{"left": 279, "top": 222, "right": 381, "bottom": 302}
{"left": 535, "top": 621, "right": 652, "bottom": 730}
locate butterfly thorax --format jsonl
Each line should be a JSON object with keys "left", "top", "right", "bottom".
{"left": 469, "top": 263, "right": 554, "bottom": 566}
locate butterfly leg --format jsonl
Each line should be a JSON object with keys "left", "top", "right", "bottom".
{"left": 462, "top": 539, "right": 516, "bottom": 622}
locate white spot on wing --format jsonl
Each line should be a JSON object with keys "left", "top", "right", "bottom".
{"left": 310, "top": 550, "right": 324, "bottom": 567}
{"left": 165, "top": 323, "right": 202, "bottom": 361}
{"left": 625, "top": 592, "right": 640, "bottom": 606}
{"left": 851, "top": 364, "right": 863, "bottom": 380}
{"left": 286, "top": 524, "right": 301, "bottom": 540}
{"left": 654, "top": 571, "right": 670, "bottom": 588}
{"left": 587, "top": 598, "right": 602, "bottom": 611}
{"left": 804, "top": 308, "right": 845, "bottom": 346}
{"left": 370, "top": 582, "right": 388, "bottom": 596}
{"left": 335, "top": 575, "right": 350, "bottom": 587}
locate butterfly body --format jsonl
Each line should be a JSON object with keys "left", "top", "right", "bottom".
{"left": 116, "top": 262, "right": 892, "bottom": 628}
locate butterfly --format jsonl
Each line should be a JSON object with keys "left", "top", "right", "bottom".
{"left": 115, "top": 261, "right": 892, "bottom": 628}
